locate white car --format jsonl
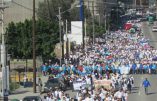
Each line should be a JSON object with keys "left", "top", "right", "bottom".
{"left": 152, "top": 26, "right": 157, "bottom": 32}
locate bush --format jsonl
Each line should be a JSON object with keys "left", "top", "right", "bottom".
{"left": 10, "top": 82, "right": 20, "bottom": 91}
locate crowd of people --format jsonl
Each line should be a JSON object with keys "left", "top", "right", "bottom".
{"left": 41, "top": 21, "right": 156, "bottom": 101}
{"left": 43, "top": 73, "right": 134, "bottom": 101}
{"left": 42, "top": 23, "right": 157, "bottom": 77}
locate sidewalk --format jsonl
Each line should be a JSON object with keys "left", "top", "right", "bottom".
{"left": 9, "top": 87, "right": 40, "bottom": 100}
{"left": 9, "top": 76, "right": 48, "bottom": 100}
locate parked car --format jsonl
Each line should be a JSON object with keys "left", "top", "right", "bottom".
{"left": 152, "top": 26, "right": 157, "bottom": 32}
{"left": 44, "top": 78, "right": 67, "bottom": 93}
{"left": 22, "top": 96, "right": 42, "bottom": 101}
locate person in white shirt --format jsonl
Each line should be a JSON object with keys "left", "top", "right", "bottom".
{"left": 54, "top": 89, "right": 59, "bottom": 98}
{"left": 114, "top": 89, "right": 123, "bottom": 100}
{"left": 122, "top": 91, "right": 128, "bottom": 101}
{"left": 130, "top": 76, "right": 134, "bottom": 88}
{"left": 86, "top": 76, "right": 91, "bottom": 85}
{"left": 46, "top": 94, "right": 53, "bottom": 101}
{"left": 58, "top": 90, "right": 63, "bottom": 99}
{"left": 83, "top": 95, "right": 92, "bottom": 101}
{"left": 99, "top": 92, "right": 105, "bottom": 101}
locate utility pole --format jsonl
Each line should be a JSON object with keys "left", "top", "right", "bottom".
{"left": 65, "top": 20, "right": 69, "bottom": 61}
{"left": 62, "top": 21, "right": 64, "bottom": 64}
{"left": 140, "top": 0, "right": 142, "bottom": 8}
{"left": 92, "top": 1, "right": 95, "bottom": 45}
{"left": 98, "top": 5, "right": 101, "bottom": 26}
{"left": 82, "top": 0, "right": 85, "bottom": 50}
{"left": 85, "top": 18, "right": 87, "bottom": 51}
{"left": 1, "top": 0, "right": 9, "bottom": 98}
{"left": 104, "top": 0, "right": 107, "bottom": 32}
{"left": 104, "top": 14, "right": 107, "bottom": 32}
{"left": 32, "top": 0, "right": 36, "bottom": 93}
{"left": 134, "top": 0, "right": 137, "bottom": 9}
{"left": 58, "top": 7, "right": 62, "bottom": 66}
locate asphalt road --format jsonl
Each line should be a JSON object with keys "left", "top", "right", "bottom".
{"left": 128, "top": 75, "right": 157, "bottom": 101}
{"left": 142, "top": 22, "right": 157, "bottom": 48}
{"left": 128, "top": 22, "right": 157, "bottom": 101}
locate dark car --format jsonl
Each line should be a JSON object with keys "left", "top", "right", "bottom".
{"left": 44, "top": 78, "right": 67, "bottom": 93}
{"left": 22, "top": 96, "right": 42, "bottom": 101}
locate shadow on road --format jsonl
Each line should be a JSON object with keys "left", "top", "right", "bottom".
{"left": 131, "top": 91, "right": 138, "bottom": 94}
{"left": 11, "top": 91, "right": 29, "bottom": 95}
{"left": 132, "top": 87, "right": 139, "bottom": 91}
{"left": 148, "top": 92, "right": 157, "bottom": 95}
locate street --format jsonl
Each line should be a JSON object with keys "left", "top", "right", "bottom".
{"left": 0, "top": 0, "right": 157, "bottom": 101}
{"left": 128, "top": 22, "right": 157, "bottom": 101}
{"left": 128, "top": 75, "right": 157, "bottom": 101}
{"left": 8, "top": 21, "right": 157, "bottom": 101}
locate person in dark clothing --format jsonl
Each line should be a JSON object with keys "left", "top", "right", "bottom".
{"left": 127, "top": 78, "right": 132, "bottom": 93}
{"left": 94, "top": 70, "right": 99, "bottom": 79}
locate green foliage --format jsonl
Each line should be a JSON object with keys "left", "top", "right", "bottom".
{"left": 10, "top": 82, "right": 20, "bottom": 91}
{"left": 87, "top": 20, "right": 106, "bottom": 38}
{"left": 95, "top": 25, "right": 106, "bottom": 37}
{"left": 6, "top": 19, "right": 59, "bottom": 59}
{"left": 37, "top": 0, "right": 72, "bottom": 21}
{"left": 37, "top": 0, "right": 91, "bottom": 23}
{"left": 6, "top": 0, "right": 94, "bottom": 60}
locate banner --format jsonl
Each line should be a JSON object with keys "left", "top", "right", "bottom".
{"left": 94, "top": 79, "right": 112, "bottom": 89}
{"left": 73, "top": 81, "right": 86, "bottom": 90}
{"left": 119, "top": 66, "right": 130, "bottom": 74}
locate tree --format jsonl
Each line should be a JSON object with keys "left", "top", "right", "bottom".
{"left": 6, "top": 19, "right": 59, "bottom": 60}
{"left": 37, "top": 0, "right": 73, "bottom": 22}
{"left": 37, "top": 0, "right": 91, "bottom": 24}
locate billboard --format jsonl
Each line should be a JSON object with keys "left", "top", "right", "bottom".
{"left": 70, "top": 21, "right": 83, "bottom": 44}
{"left": 71, "top": 21, "right": 82, "bottom": 35}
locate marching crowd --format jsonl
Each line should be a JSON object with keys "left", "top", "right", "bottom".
{"left": 42, "top": 30, "right": 157, "bottom": 77}
{"left": 41, "top": 22, "right": 156, "bottom": 101}
{"left": 44, "top": 73, "right": 134, "bottom": 101}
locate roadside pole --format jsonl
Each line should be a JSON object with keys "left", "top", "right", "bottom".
{"left": 1, "top": 0, "right": 8, "bottom": 98}
{"left": 32, "top": 0, "right": 36, "bottom": 93}
{"left": 65, "top": 20, "right": 69, "bottom": 61}
{"left": 92, "top": 1, "right": 95, "bottom": 45}
{"left": 85, "top": 18, "right": 87, "bottom": 51}
{"left": 58, "top": 7, "right": 62, "bottom": 66}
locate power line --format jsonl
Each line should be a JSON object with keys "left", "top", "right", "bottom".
{"left": 12, "top": 1, "right": 34, "bottom": 11}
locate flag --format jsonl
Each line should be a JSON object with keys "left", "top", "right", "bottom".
{"left": 80, "top": 0, "right": 84, "bottom": 21}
